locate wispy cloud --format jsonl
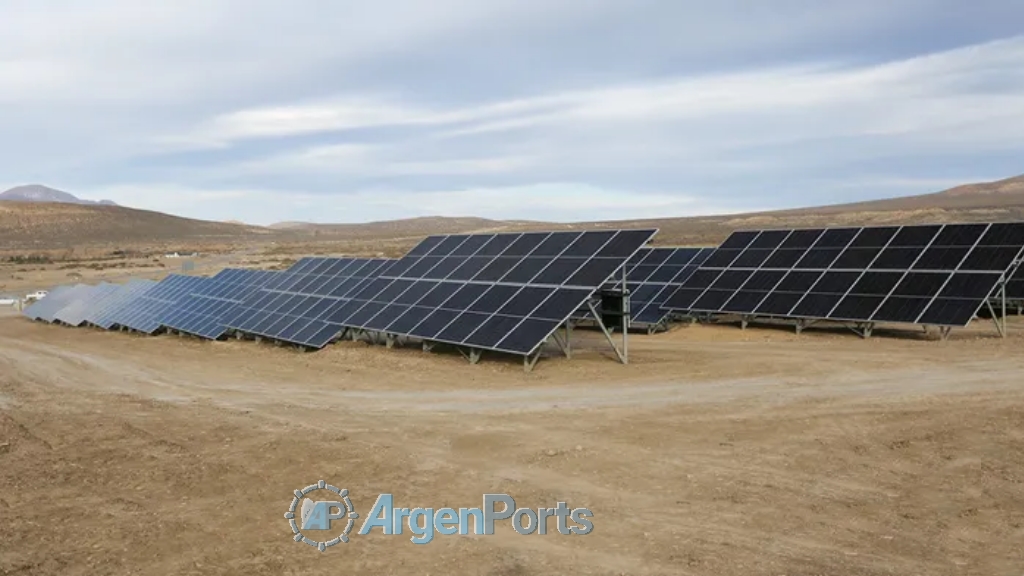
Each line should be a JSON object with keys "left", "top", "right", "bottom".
{"left": 3, "top": 2, "right": 1024, "bottom": 224}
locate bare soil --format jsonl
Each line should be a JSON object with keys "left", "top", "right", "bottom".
{"left": 2, "top": 307, "right": 1023, "bottom": 575}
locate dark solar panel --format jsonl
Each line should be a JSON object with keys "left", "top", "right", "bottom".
{"left": 159, "top": 268, "right": 280, "bottom": 340}
{"left": 222, "top": 257, "right": 396, "bottom": 349}
{"left": 1007, "top": 261, "right": 1024, "bottom": 300}
{"left": 664, "top": 222, "right": 1024, "bottom": 328}
{"left": 595, "top": 246, "right": 717, "bottom": 326}
{"left": 331, "top": 230, "right": 657, "bottom": 356}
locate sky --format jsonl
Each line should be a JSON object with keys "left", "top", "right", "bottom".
{"left": 1, "top": 1, "right": 1023, "bottom": 226}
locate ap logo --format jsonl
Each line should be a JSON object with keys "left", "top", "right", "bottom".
{"left": 285, "top": 480, "right": 359, "bottom": 552}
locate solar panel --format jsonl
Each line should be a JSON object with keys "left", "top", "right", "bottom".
{"left": 570, "top": 246, "right": 715, "bottom": 325}
{"left": 663, "top": 222, "right": 1024, "bottom": 328}
{"left": 105, "top": 274, "right": 213, "bottom": 334}
{"left": 53, "top": 282, "right": 121, "bottom": 326}
{"left": 330, "top": 230, "right": 657, "bottom": 356}
{"left": 1007, "top": 261, "right": 1024, "bottom": 301}
{"left": 222, "top": 257, "right": 396, "bottom": 349}
{"left": 22, "top": 284, "right": 91, "bottom": 323}
{"left": 87, "top": 279, "right": 159, "bottom": 329}
{"left": 610, "top": 247, "right": 716, "bottom": 326}
{"left": 159, "top": 268, "right": 279, "bottom": 339}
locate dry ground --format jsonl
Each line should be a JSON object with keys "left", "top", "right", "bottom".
{"left": 1, "top": 307, "right": 1023, "bottom": 575}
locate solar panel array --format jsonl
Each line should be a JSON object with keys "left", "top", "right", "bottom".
{"left": 160, "top": 268, "right": 279, "bottom": 340}
{"left": 105, "top": 274, "right": 213, "bottom": 334}
{"left": 86, "top": 279, "right": 159, "bottom": 329}
{"left": 610, "top": 247, "right": 716, "bottom": 326}
{"left": 327, "top": 230, "right": 657, "bottom": 355}
{"left": 222, "top": 257, "right": 395, "bottom": 349}
{"left": 664, "top": 223, "right": 1024, "bottom": 327}
{"left": 18, "top": 221, "right": 1024, "bottom": 369}
{"left": 54, "top": 283, "right": 120, "bottom": 326}
{"left": 23, "top": 284, "right": 89, "bottom": 322}
{"left": 1008, "top": 263, "right": 1024, "bottom": 300}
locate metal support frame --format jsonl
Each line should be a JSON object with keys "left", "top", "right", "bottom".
{"left": 740, "top": 315, "right": 754, "bottom": 330}
{"left": 422, "top": 341, "right": 435, "bottom": 353}
{"left": 456, "top": 346, "right": 483, "bottom": 364}
{"left": 551, "top": 325, "right": 572, "bottom": 359}
{"left": 523, "top": 349, "right": 542, "bottom": 372}
{"left": 385, "top": 334, "right": 396, "bottom": 349}
{"left": 985, "top": 278, "right": 1009, "bottom": 339}
{"left": 938, "top": 326, "right": 953, "bottom": 341}
{"left": 794, "top": 318, "right": 810, "bottom": 335}
{"left": 845, "top": 322, "right": 874, "bottom": 339}
{"left": 586, "top": 301, "right": 628, "bottom": 365}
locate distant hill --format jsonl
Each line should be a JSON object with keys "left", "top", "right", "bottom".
{"left": 0, "top": 201, "right": 270, "bottom": 250}
{"left": 563, "top": 174, "right": 1024, "bottom": 246}
{"left": 269, "top": 216, "right": 535, "bottom": 239}
{"left": 3, "top": 175, "right": 1023, "bottom": 251}
{"left": 0, "top": 184, "right": 118, "bottom": 206}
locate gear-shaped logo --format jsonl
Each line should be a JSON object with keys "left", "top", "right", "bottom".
{"left": 285, "top": 480, "right": 359, "bottom": 552}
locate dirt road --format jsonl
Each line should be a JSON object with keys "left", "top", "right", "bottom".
{"left": 1, "top": 309, "right": 1022, "bottom": 575}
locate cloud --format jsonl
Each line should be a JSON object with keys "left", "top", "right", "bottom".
{"left": 3, "top": 2, "right": 1024, "bottom": 225}
{"left": 81, "top": 182, "right": 755, "bottom": 225}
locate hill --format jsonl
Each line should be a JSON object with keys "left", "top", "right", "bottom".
{"left": 560, "top": 174, "right": 1024, "bottom": 246}
{"left": 0, "top": 201, "right": 269, "bottom": 250}
{"left": 270, "top": 216, "right": 533, "bottom": 239}
{"left": 2, "top": 174, "right": 1023, "bottom": 252}
{"left": 0, "top": 184, "right": 118, "bottom": 206}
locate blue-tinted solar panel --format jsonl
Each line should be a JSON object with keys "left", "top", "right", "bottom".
{"left": 160, "top": 268, "right": 280, "bottom": 339}
{"left": 22, "top": 284, "right": 92, "bottom": 323}
{"left": 53, "top": 282, "right": 122, "bottom": 327}
{"left": 106, "top": 274, "right": 213, "bottom": 334}
{"left": 87, "top": 279, "right": 159, "bottom": 329}
{"left": 223, "top": 257, "right": 396, "bottom": 348}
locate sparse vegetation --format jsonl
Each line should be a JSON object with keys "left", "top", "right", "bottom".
{"left": 5, "top": 254, "right": 52, "bottom": 265}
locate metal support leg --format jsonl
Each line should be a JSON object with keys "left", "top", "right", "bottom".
{"left": 986, "top": 298, "right": 1006, "bottom": 338}
{"left": 551, "top": 328, "right": 571, "bottom": 359}
{"left": 468, "top": 348, "right": 482, "bottom": 365}
{"left": 386, "top": 334, "right": 395, "bottom": 349}
{"left": 939, "top": 326, "right": 952, "bottom": 341}
{"left": 524, "top": 351, "right": 542, "bottom": 373}
{"left": 565, "top": 321, "right": 573, "bottom": 358}
{"left": 795, "top": 319, "right": 805, "bottom": 335}
{"left": 587, "top": 301, "right": 628, "bottom": 365}
{"left": 740, "top": 315, "right": 752, "bottom": 330}
{"left": 422, "top": 341, "right": 434, "bottom": 353}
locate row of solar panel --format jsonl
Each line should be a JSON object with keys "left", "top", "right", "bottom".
{"left": 21, "top": 223, "right": 1024, "bottom": 357}
{"left": 22, "top": 230, "right": 664, "bottom": 357}
{"left": 665, "top": 223, "right": 1024, "bottom": 327}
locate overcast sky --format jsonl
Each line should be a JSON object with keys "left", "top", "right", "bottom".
{"left": 2, "top": 1, "right": 1023, "bottom": 225}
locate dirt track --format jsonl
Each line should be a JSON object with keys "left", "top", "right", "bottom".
{"left": 1, "top": 308, "right": 1023, "bottom": 575}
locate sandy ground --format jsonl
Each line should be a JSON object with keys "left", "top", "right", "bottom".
{"left": 1, "top": 307, "right": 1023, "bottom": 575}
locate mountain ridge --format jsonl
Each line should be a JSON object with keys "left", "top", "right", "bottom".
{"left": 0, "top": 184, "right": 118, "bottom": 206}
